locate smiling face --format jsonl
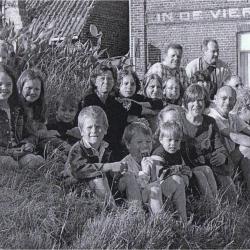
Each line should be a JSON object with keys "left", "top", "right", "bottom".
{"left": 80, "top": 116, "right": 107, "bottom": 149}
{"left": 0, "top": 71, "right": 13, "bottom": 101}
{"left": 214, "top": 87, "right": 236, "bottom": 118}
{"left": 163, "top": 48, "right": 182, "bottom": 69}
{"left": 119, "top": 74, "right": 137, "bottom": 98}
{"left": 187, "top": 98, "right": 205, "bottom": 118}
{"left": 163, "top": 78, "right": 180, "bottom": 100}
{"left": 56, "top": 103, "right": 78, "bottom": 123}
{"left": 21, "top": 78, "right": 42, "bottom": 103}
{"left": 126, "top": 131, "right": 152, "bottom": 162}
{"left": 145, "top": 79, "right": 163, "bottom": 99}
{"left": 95, "top": 70, "right": 115, "bottom": 97}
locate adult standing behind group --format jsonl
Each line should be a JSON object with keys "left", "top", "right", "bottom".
{"left": 186, "top": 39, "right": 231, "bottom": 99}
{"left": 147, "top": 43, "right": 188, "bottom": 91}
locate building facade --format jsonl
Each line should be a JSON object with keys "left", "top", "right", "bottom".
{"left": 130, "top": 0, "right": 250, "bottom": 86}
{"left": 17, "top": 0, "right": 129, "bottom": 57}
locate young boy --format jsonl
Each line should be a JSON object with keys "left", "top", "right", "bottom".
{"left": 151, "top": 122, "right": 192, "bottom": 223}
{"left": 208, "top": 86, "right": 250, "bottom": 197}
{"left": 65, "top": 105, "right": 124, "bottom": 203}
{"left": 47, "top": 93, "right": 80, "bottom": 144}
{"left": 38, "top": 93, "right": 80, "bottom": 159}
{"left": 119, "top": 122, "right": 163, "bottom": 214}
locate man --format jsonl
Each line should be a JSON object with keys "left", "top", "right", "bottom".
{"left": 147, "top": 43, "right": 188, "bottom": 90}
{"left": 208, "top": 86, "right": 250, "bottom": 198}
{"left": 186, "top": 39, "right": 231, "bottom": 98}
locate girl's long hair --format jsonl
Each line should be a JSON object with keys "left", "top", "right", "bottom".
{"left": 17, "top": 68, "right": 47, "bottom": 122}
{"left": 0, "top": 63, "right": 19, "bottom": 107}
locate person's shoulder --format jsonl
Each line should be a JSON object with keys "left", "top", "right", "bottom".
{"left": 186, "top": 57, "right": 199, "bottom": 68}
{"left": 217, "top": 59, "right": 230, "bottom": 68}
{"left": 147, "top": 62, "right": 163, "bottom": 75}
{"left": 203, "top": 113, "right": 218, "bottom": 125}
{"left": 46, "top": 116, "right": 58, "bottom": 127}
{"left": 152, "top": 145, "right": 165, "bottom": 156}
{"left": 133, "top": 94, "right": 146, "bottom": 102}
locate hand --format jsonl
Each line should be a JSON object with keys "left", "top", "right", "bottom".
{"left": 47, "top": 130, "right": 60, "bottom": 138}
{"left": 21, "top": 143, "right": 35, "bottom": 153}
{"left": 210, "top": 151, "right": 226, "bottom": 167}
{"left": 106, "top": 162, "right": 126, "bottom": 173}
{"left": 66, "top": 127, "right": 81, "bottom": 139}
{"left": 12, "top": 148, "right": 26, "bottom": 160}
{"left": 141, "top": 157, "right": 153, "bottom": 176}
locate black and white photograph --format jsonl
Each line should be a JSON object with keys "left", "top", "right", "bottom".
{"left": 0, "top": 0, "right": 250, "bottom": 248}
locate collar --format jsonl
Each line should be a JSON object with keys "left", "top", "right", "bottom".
{"left": 201, "top": 57, "right": 217, "bottom": 70}
{"left": 81, "top": 137, "right": 109, "bottom": 162}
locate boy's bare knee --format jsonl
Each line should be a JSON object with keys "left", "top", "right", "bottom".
{"left": 172, "top": 175, "right": 184, "bottom": 185}
{"left": 203, "top": 165, "right": 212, "bottom": 174}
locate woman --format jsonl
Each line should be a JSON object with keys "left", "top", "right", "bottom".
{"left": 181, "top": 84, "right": 236, "bottom": 201}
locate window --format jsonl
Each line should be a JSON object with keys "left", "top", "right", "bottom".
{"left": 238, "top": 32, "right": 250, "bottom": 87}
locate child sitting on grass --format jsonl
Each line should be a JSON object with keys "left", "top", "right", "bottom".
{"left": 118, "top": 122, "right": 163, "bottom": 214}
{"left": 46, "top": 93, "right": 80, "bottom": 148}
{"left": 163, "top": 76, "right": 182, "bottom": 106}
{"left": 156, "top": 105, "right": 217, "bottom": 200}
{"left": 151, "top": 121, "right": 192, "bottom": 223}
{"left": 37, "top": 93, "right": 81, "bottom": 163}
{"left": 17, "top": 69, "right": 59, "bottom": 146}
{"left": 0, "top": 64, "right": 44, "bottom": 170}
{"left": 65, "top": 105, "right": 124, "bottom": 204}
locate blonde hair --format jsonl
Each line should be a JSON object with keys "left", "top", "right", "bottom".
{"left": 159, "top": 121, "right": 183, "bottom": 141}
{"left": 78, "top": 106, "right": 109, "bottom": 133}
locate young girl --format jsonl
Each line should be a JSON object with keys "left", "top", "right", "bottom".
{"left": 0, "top": 64, "right": 44, "bottom": 170}
{"left": 163, "top": 76, "right": 182, "bottom": 106}
{"left": 16, "top": 69, "right": 59, "bottom": 151}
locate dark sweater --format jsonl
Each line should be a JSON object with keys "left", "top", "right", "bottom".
{"left": 152, "top": 145, "right": 192, "bottom": 181}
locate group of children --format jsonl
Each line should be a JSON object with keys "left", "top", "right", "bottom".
{"left": 1, "top": 41, "right": 250, "bottom": 224}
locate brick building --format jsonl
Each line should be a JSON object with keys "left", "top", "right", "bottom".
{"left": 130, "top": 0, "right": 250, "bottom": 86}
{"left": 17, "top": 0, "right": 129, "bottom": 57}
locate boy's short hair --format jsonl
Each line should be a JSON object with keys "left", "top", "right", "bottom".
{"left": 117, "top": 67, "right": 141, "bottom": 93}
{"left": 55, "top": 93, "right": 79, "bottom": 110}
{"left": 159, "top": 121, "right": 183, "bottom": 141}
{"left": 90, "top": 63, "right": 116, "bottom": 88}
{"left": 78, "top": 106, "right": 109, "bottom": 132}
{"left": 122, "top": 122, "right": 152, "bottom": 147}
{"left": 157, "top": 105, "right": 182, "bottom": 127}
{"left": 183, "top": 84, "right": 209, "bottom": 109}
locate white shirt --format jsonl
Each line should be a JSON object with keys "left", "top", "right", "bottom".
{"left": 208, "top": 108, "right": 247, "bottom": 152}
